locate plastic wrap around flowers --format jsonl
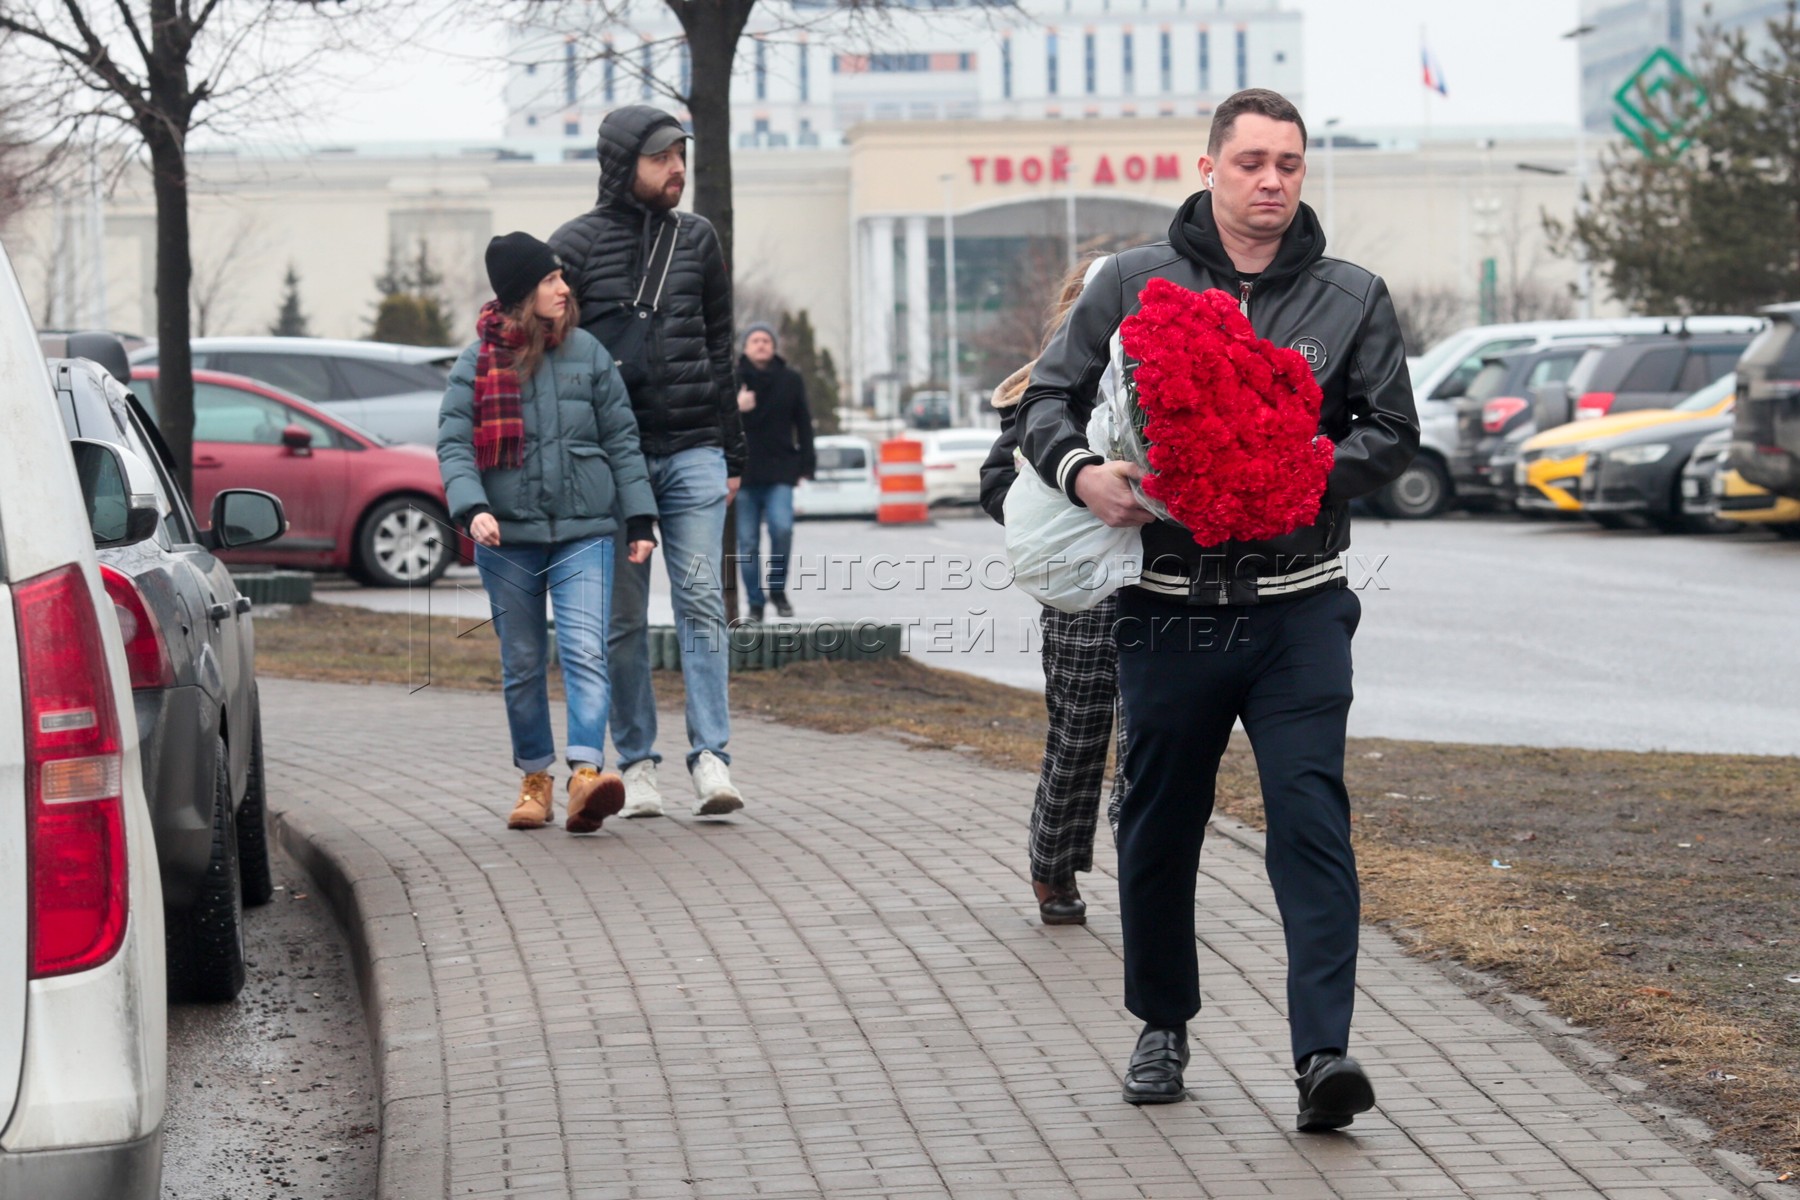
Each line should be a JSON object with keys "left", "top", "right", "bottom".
{"left": 1119, "top": 279, "right": 1336, "bottom": 547}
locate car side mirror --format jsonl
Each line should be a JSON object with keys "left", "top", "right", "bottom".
{"left": 205, "top": 489, "right": 287, "bottom": 551}
{"left": 70, "top": 438, "right": 161, "bottom": 548}
{"left": 280, "top": 424, "right": 314, "bottom": 454}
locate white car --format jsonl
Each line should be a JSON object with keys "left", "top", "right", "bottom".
{"left": 131, "top": 336, "right": 457, "bottom": 446}
{"left": 794, "top": 435, "right": 879, "bottom": 518}
{"left": 0, "top": 245, "right": 166, "bottom": 1196}
{"left": 920, "top": 427, "right": 1000, "bottom": 506}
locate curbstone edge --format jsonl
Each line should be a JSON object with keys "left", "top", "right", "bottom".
{"left": 271, "top": 804, "right": 448, "bottom": 1200}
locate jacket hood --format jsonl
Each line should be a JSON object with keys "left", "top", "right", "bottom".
{"left": 595, "top": 105, "right": 685, "bottom": 209}
{"left": 1168, "top": 191, "right": 1326, "bottom": 284}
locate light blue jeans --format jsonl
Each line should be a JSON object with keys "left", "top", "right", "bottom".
{"left": 735, "top": 482, "right": 795, "bottom": 608}
{"left": 610, "top": 446, "right": 731, "bottom": 770}
{"left": 474, "top": 536, "right": 613, "bottom": 773}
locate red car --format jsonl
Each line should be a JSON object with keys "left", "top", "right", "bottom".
{"left": 132, "top": 367, "right": 457, "bottom": 586}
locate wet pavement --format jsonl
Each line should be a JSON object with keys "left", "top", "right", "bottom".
{"left": 162, "top": 845, "right": 379, "bottom": 1200}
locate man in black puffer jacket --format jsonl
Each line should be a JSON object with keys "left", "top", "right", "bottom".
{"left": 551, "top": 105, "right": 748, "bottom": 822}
{"left": 1017, "top": 89, "right": 1417, "bottom": 1126}
{"left": 735, "top": 323, "right": 815, "bottom": 621}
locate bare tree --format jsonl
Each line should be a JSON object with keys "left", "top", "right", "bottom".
{"left": 0, "top": 1, "right": 374, "bottom": 496}
{"left": 190, "top": 213, "right": 264, "bottom": 337}
{"left": 1391, "top": 284, "right": 1471, "bottom": 356}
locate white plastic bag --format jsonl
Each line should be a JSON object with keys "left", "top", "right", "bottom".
{"left": 1003, "top": 458, "right": 1142, "bottom": 612}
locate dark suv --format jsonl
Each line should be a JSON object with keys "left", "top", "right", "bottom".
{"left": 1566, "top": 335, "right": 1751, "bottom": 422}
{"left": 52, "top": 337, "right": 286, "bottom": 1002}
{"left": 1450, "top": 341, "right": 1614, "bottom": 504}
{"left": 1730, "top": 302, "right": 1800, "bottom": 499}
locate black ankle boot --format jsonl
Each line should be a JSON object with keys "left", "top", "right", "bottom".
{"left": 771, "top": 591, "right": 794, "bottom": 618}
{"left": 1032, "top": 879, "right": 1086, "bottom": 925}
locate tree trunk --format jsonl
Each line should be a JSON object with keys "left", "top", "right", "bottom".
{"left": 147, "top": 132, "right": 196, "bottom": 501}
{"left": 672, "top": 0, "right": 753, "bottom": 621}
{"left": 676, "top": 1, "right": 750, "bottom": 268}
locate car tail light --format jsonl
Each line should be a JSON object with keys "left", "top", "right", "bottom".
{"left": 1482, "top": 397, "right": 1529, "bottom": 433}
{"left": 15, "top": 563, "right": 129, "bottom": 979}
{"left": 99, "top": 565, "right": 173, "bottom": 690}
{"left": 1575, "top": 392, "right": 1615, "bottom": 420}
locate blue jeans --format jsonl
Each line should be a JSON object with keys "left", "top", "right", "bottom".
{"left": 734, "top": 482, "right": 795, "bottom": 608}
{"left": 474, "top": 536, "right": 614, "bottom": 773}
{"left": 610, "top": 446, "right": 731, "bottom": 770}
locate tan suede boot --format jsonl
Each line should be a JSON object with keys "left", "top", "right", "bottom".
{"left": 565, "top": 767, "right": 626, "bottom": 833}
{"left": 508, "top": 771, "right": 554, "bottom": 830}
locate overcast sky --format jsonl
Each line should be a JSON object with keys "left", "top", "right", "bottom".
{"left": 278, "top": 0, "right": 1583, "bottom": 147}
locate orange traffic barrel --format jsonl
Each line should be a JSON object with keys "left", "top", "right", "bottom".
{"left": 877, "top": 437, "right": 929, "bottom": 524}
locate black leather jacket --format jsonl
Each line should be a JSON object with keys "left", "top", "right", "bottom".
{"left": 1017, "top": 192, "right": 1418, "bottom": 605}
{"left": 550, "top": 106, "right": 747, "bottom": 474}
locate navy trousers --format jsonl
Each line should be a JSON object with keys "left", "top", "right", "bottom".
{"left": 1112, "top": 584, "right": 1362, "bottom": 1068}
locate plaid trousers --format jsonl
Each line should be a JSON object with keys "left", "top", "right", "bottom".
{"left": 1030, "top": 596, "right": 1128, "bottom": 883}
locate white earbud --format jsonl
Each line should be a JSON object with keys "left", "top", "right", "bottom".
{"left": 1207, "top": 173, "right": 1217, "bottom": 189}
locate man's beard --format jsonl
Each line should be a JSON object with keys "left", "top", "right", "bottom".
{"left": 634, "top": 179, "right": 683, "bottom": 210}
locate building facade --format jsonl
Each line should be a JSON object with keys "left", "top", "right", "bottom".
{"left": 4, "top": 124, "right": 1584, "bottom": 422}
{"left": 503, "top": 0, "right": 1303, "bottom": 150}
{"left": 1579, "top": 0, "right": 1790, "bottom": 132}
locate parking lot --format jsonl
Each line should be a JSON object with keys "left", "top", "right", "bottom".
{"left": 318, "top": 506, "right": 1800, "bottom": 757}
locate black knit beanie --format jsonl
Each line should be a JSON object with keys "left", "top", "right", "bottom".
{"left": 485, "top": 232, "right": 564, "bottom": 309}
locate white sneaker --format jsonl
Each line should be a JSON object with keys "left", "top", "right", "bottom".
{"left": 619, "top": 760, "right": 664, "bottom": 819}
{"left": 689, "top": 751, "right": 744, "bottom": 816}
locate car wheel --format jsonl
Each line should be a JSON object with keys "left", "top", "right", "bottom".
{"left": 166, "top": 737, "right": 247, "bottom": 1003}
{"left": 355, "top": 496, "right": 452, "bottom": 588}
{"left": 1373, "top": 456, "right": 1451, "bottom": 519}
{"left": 237, "top": 686, "right": 274, "bottom": 907}
{"left": 1775, "top": 523, "right": 1800, "bottom": 540}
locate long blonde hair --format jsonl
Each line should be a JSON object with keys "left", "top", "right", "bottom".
{"left": 504, "top": 295, "right": 579, "bottom": 382}
{"left": 997, "top": 252, "right": 1108, "bottom": 407}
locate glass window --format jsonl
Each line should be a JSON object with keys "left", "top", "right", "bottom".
{"left": 1463, "top": 361, "right": 1511, "bottom": 404}
{"left": 795, "top": 42, "right": 805, "bottom": 102}
{"left": 1198, "top": 28, "right": 1209, "bottom": 91}
{"left": 1526, "top": 351, "right": 1583, "bottom": 388}
{"left": 1122, "top": 31, "right": 1134, "bottom": 93}
{"left": 1618, "top": 347, "right": 1684, "bottom": 392}
{"left": 755, "top": 38, "right": 767, "bottom": 100}
{"left": 194, "top": 383, "right": 335, "bottom": 446}
{"left": 816, "top": 444, "right": 867, "bottom": 472}
{"left": 217, "top": 353, "right": 335, "bottom": 403}
{"left": 1083, "top": 32, "right": 1096, "bottom": 94}
{"left": 1234, "top": 29, "right": 1246, "bottom": 89}
{"left": 1675, "top": 375, "right": 1735, "bottom": 412}
{"left": 604, "top": 45, "right": 615, "bottom": 101}
{"left": 120, "top": 406, "right": 196, "bottom": 543}
{"left": 1046, "top": 31, "right": 1059, "bottom": 94}
{"left": 1159, "top": 30, "right": 1172, "bottom": 91}
{"left": 337, "top": 358, "right": 448, "bottom": 398}
{"left": 1001, "top": 36, "right": 1012, "bottom": 98}
{"left": 1431, "top": 338, "right": 1532, "bottom": 400}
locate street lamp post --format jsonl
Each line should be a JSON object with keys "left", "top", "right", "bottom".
{"left": 1324, "top": 117, "right": 1341, "bottom": 247}
{"left": 1564, "top": 23, "right": 1597, "bottom": 318}
{"left": 940, "top": 173, "right": 961, "bottom": 423}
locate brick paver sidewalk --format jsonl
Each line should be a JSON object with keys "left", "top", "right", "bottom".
{"left": 261, "top": 677, "right": 1750, "bottom": 1200}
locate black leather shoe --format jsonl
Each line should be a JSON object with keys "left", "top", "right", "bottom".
{"left": 1121, "top": 1024, "right": 1188, "bottom": 1104}
{"left": 1295, "top": 1053, "right": 1375, "bottom": 1131}
{"left": 1033, "top": 879, "right": 1086, "bottom": 926}
{"left": 772, "top": 592, "right": 795, "bottom": 618}
{"left": 748, "top": 605, "right": 765, "bottom": 623}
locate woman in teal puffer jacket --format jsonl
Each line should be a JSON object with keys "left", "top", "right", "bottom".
{"left": 438, "top": 232, "right": 658, "bottom": 836}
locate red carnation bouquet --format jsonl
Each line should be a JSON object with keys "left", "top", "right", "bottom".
{"left": 1118, "top": 279, "right": 1335, "bottom": 546}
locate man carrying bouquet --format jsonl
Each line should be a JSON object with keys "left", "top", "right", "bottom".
{"left": 1015, "top": 87, "right": 1418, "bottom": 1129}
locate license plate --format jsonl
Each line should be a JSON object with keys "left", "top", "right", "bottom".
{"left": 812, "top": 481, "right": 839, "bottom": 491}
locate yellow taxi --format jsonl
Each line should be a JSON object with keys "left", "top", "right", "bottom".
{"left": 1515, "top": 378, "right": 1736, "bottom": 513}
{"left": 1715, "top": 468, "right": 1800, "bottom": 533}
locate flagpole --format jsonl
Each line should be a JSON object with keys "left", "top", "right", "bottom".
{"left": 1422, "top": 24, "right": 1437, "bottom": 319}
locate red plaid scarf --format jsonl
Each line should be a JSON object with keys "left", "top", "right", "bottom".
{"left": 472, "top": 300, "right": 564, "bottom": 470}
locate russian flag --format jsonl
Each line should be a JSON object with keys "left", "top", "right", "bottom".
{"left": 1422, "top": 45, "right": 1448, "bottom": 96}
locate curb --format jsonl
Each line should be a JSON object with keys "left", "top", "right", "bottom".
{"left": 270, "top": 804, "right": 448, "bottom": 1200}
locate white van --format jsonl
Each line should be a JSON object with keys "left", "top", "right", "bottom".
{"left": 0, "top": 244, "right": 166, "bottom": 1195}
{"left": 794, "top": 435, "right": 880, "bottom": 518}
{"left": 1382, "top": 315, "right": 1766, "bottom": 519}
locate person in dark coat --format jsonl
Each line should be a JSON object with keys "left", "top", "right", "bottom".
{"left": 550, "top": 105, "right": 747, "bottom": 821}
{"left": 734, "top": 322, "right": 815, "bottom": 620}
